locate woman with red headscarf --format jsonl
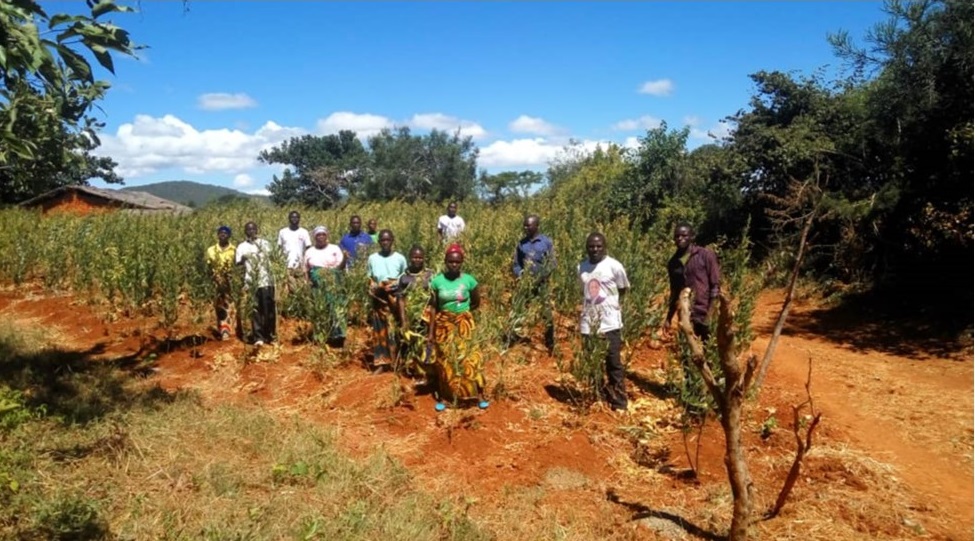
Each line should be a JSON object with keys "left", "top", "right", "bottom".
{"left": 427, "top": 243, "right": 488, "bottom": 410}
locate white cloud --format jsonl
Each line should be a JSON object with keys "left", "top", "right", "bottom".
{"left": 197, "top": 92, "right": 258, "bottom": 111}
{"left": 479, "top": 139, "right": 564, "bottom": 168}
{"left": 479, "top": 137, "right": 624, "bottom": 169}
{"left": 317, "top": 111, "right": 487, "bottom": 140}
{"left": 690, "top": 120, "right": 734, "bottom": 142}
{"left": 638, "top": 79, "right": 674, "bottom": 97}
{"left": 316, "top": 112, "right": 394, "bottom": 139}
{"left": 682, "top": 115, "right": 701, "bottom": 127}
{"left": 245, "top": 188, "right": 271, "bottom": 196}
{"left": 612, "top": 115, "right": 662, "bottom": 131}
{"left": 233, "top": 173, "right": 255, "bottom": 188}
{"left": 508, "top": 115, "right": 561, "bottom": 136}
{"left": 409, "top": 113, "right": 487, "bottom": 140}
{"left": 96, "top": 114, "right": 305, "bottom": 178}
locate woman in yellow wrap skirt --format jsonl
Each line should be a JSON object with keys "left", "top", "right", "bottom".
{"left": 427, "top": 243, "right": 488, "bottom": 410}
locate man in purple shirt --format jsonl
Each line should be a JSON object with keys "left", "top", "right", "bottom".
{"left": 661, "top": 222, "right": 721, "bottom": 342}
{"left": 512, "top": 215, "right": 557, "bottom": 352}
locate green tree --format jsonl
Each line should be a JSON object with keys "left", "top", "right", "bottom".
{"left": 830, "top": 0, "right": 973, "bottom": 284}
{"left": 728, "top": 70, "right": 880, "bottom": 279}
{"left": 607, "top": 122, "right": 690, "bottom": 228}
{"left": 545, "top": 144, "right": 631, "bottom": 226}
{"left": 477, "top": 170, "right": 543, "bottom": 204}
{"left": 260, "top": 131, "right": 368, "bottom": 208}
{"left": 0, "top": 0, "right": 138, "bottom": 204}
{"left": 363, "top": 127, "right": 478, "bottom": 202}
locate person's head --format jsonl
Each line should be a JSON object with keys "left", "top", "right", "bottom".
{"left": 216, "top": 225, "right": 231, "bottom": 244}
{"left": 244, "top": 221, "right": 259, "bottom": 241}
{"left": 523, "top": 215, "right": 540, "bottom": 239}
{"left": 349, "top": 215, "right": 362, "bottom": 234}
{"left": 378, "top": 229, "right": 394, "bottom": 254}
{"left": 408, "top": 245, "right": 426, "bottom": 272}
{"left": 586, "top": 232, "right": 607, "bottom": 264}
{"left": 312, "top": 225, "right": 329, "bottom": 248}
{"left": 444, "top": 243, "right": 465, "bottom": 276}
{"left": 288, "top": 210, "right": 301, "bottom": 230}
{"left": 446, "top": 202, "right": 458, "bottom": 218}
{"left": 367, "top": 218, "right": 378, "bottom": 233}
{"left": 673, "top": 223, "right": 695, "bottom": 252}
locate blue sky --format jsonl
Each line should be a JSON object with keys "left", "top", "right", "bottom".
{"left": 68, "top": 1, "right": 886, "bottom": 194}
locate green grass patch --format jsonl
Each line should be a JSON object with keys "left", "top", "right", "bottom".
{"left": 0, "top": 323, "right": 490, "bottom": 541}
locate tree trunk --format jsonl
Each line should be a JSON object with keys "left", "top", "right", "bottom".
{"left": 753, "top": 206, "right": 815, "bottom": 392}
{"left": 677, "top": 288, "right": 757, "bottom": 540}
{"left": 723, "top": 390, "right": 754, "bottom": 540}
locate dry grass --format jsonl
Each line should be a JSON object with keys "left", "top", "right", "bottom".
{"left": 752, "top": 444, "right": 930, "bottom": 540}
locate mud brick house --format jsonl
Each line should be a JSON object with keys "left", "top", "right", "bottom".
{"left": 19, "top": 186, "right": 193, "bottom": 216}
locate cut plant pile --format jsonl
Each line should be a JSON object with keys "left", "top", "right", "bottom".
{"left": 0, "top": 286, "right": 971, "bottom": 540}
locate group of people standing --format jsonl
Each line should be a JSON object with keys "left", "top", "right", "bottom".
{"left": 205, "top": 202, "right": 721, "bottom": 413}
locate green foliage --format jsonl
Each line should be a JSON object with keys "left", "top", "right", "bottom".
{"left": 477, "top": 170, "right": 543, "bottom": 205}
{"left": 830, "top": 0, "right": 973, "bottom": 284}
{"left": 546, "top": 143, "right": 631, "bottom": 226}
{"left": 723, "top": 0, "right": 973, "bottom": 305}
{"left": 609, "top": 122, "right": 691, "bottom": 227}
{"left": 365, "top": 127, "right": 478, "bottom": 203}
{"left": 261, "top": 131, "right": 368, "bottom": 208}
{"left": 0, "top": 0, "right": 139, "bottom": 204}
{"left": 262, "top": 128, "right": 479, "bottom": 207}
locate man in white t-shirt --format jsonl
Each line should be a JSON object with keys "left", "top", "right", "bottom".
{"left": 277, "top": 210, "right": 311, "bottom": 292}
{"left": 437, "top": 201, "right": 466, "bottom": 242}
{"left": 577, "top": 232, "right": 630, "bottom": 412}
{"left": 236, "top": 221, "right": 276, "bottom": 346}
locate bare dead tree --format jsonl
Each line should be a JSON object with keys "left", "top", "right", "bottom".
{"left": 678, "top": 288, "right": 758, "bottom": 540}
{"left": 752, "top": 166, "right": 827, "bottom": 393}
{"left": 766, "top": 358, "right": 822, "bottom": 518}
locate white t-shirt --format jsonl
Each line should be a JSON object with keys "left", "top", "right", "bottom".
{"left": 236, "top": 238, "right": 274, "bottom": 288}
{"left": 437, "top": 214, "right": 466, "bottom": 240}
{"left": 577, "top": 256, "right": 630, "bottom": 334}
{"left": 278, "top": 227, "right": 312, "bottom": 269}
{"left": 304, "top": 244, "right": 344, "bottom": 270}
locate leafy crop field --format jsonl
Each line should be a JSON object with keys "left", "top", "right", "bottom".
{"left": 0, "top": 203, "right": 971, "bottom": 541}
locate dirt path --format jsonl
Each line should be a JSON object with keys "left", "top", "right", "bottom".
{"left": 2, "top": 287, "right": 972, "bottom": 540}
{"left": 753, "top": 292, "right": 974, "bottom": 539}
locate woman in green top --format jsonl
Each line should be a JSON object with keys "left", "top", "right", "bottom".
{"left": 428, "top": 243, "right": 488, "bottom": 410}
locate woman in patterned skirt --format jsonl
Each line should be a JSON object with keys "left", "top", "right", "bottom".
{"left": 427, "top": 243, "right": 488, "bottom": 410}
{"left": 366, "top": 229, "right": 407, "bottom": 371}
{"left": 396, "top": 245, "right": 435, "bottom": 380}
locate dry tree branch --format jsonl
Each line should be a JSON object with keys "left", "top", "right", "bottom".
{"left": 677, "top": 287, "right": 756, "bottom": 540}
{"left": 765, "top": 357, "right": 822, "bottom": 519}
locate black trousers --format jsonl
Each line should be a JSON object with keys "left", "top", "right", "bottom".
{"left": 252, "top": 286, "right": 277, "bottom": 343}
{"left": 692, "top": 320, "right": 710, "bottom": 343}
{"left": 584, "top": 329, "right": 626, "bottom": 409}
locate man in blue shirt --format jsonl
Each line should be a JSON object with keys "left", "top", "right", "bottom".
{"left": 339, "top": 215, "right": 374, "bottom": 268}
{"left": 512, "top": 215, "right": 557, "bottom": 352}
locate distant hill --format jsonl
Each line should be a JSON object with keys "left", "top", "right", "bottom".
{"left": 121, "top": 181, "right": 270, "bottom": 208}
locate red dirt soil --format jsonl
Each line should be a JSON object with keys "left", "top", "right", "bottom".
{"left": 1, "top": 286, "right": 971, "bottom": 540}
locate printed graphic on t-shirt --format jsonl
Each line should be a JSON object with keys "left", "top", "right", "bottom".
{"left": 585, "top": 278, "right": 606, "bottom": 305}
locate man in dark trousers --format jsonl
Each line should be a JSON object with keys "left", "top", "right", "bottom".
{"left": 512, "top": 215, "right": 557, "bottom": 352}
{"left": 661, "top": 223, "right": 721, "bottom": 342}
